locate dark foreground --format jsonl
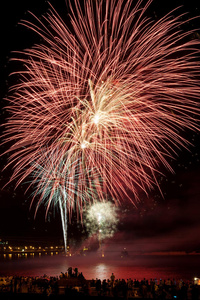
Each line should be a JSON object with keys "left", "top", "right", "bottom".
{"left": 0, "top": 270, "right": 200, "bottom": 299}
{"left": 0, "top": 291, "right": 200, "bottom": 300}
{"left": 0, "top": 294, "right": 127, "bottom": 300}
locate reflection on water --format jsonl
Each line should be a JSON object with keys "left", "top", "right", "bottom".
{"left": 95, "top": 263, "right": 110, "bottom": 279}
{"left": 0, "top": 253, "right": 200, "bottom": 281}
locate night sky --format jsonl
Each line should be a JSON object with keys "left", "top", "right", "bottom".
{"left": 1, "top": 0, "right": 200, "bottom": 251}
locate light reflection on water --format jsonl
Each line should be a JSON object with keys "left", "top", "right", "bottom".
{"left": 95, "top": 263, "right": 110, "bottom": 279}
{"left": 0, "top": 253, "right": 200, "bottom": 281}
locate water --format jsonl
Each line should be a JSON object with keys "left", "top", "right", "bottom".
{"left": 0, "top": 253, "right": 200, "bottom": 281}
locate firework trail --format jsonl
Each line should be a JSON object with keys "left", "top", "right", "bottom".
{"left": 2, "top": 0, "right": 200, "bottom": 247}
{"left": 29, "top": 149, "right": 98, "bottom": 252}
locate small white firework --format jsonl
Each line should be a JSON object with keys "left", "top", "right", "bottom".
{"left": 84, "top": 202, "right": 119, "bottom": 240}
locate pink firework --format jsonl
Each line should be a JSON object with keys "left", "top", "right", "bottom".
{"left": 2, "top": 0, "right": 200, "bottom": 218}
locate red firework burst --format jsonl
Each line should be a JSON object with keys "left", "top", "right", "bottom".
{"left": 2, "top": 0, "right": 200, "bottom": 214}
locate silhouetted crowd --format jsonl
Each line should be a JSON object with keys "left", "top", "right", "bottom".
{"left": 0, "top": 269, "right": 200, "bottom": 299}
{"left": 89, "top": 275, "right": 200, "bottom": 299}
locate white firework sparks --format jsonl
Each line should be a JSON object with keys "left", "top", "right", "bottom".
{"left": 84, "top": 202, "right": 119, "bottom": 240}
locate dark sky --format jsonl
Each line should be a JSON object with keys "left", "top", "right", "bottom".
{"left": 1, "top": 0, "right": 200, "bottom": 251}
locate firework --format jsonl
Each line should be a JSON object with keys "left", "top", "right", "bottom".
{"left": 84, "top": 202, "right": 119, "bottom": 241}
{"left": 29, "top": 148, "right": 98, "bottom": 252}
{"left": 2, "top": 0, "right": 200, "bottom": 247}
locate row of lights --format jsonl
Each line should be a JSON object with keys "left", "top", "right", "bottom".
{"left": 1, "top": 245, "right": 63, "bottom": 251}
